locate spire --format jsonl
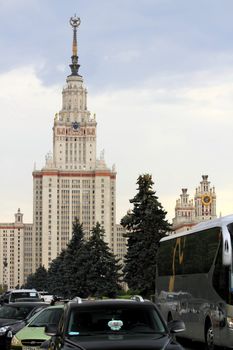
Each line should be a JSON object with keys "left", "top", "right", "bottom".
{"left": 69, "top": 15, "right": 81, "bottom": 76}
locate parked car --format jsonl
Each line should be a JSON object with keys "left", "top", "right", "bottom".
{"left": 38, "top": 291, "right": 54, "bottom": 304}
{"left": 1, "top": 289, "right": 41, "bottom": 304}
{"left": 0, "top": 292, "right": 11, "bottom": 305}
{"left": 42, "top": 296, "right": 185, "bottom": 350}
{"left": 0, "top": 301, "right": 48, "bottom": 350}
{"left": 10, "top": 304, "right": 64, "bottom": 350}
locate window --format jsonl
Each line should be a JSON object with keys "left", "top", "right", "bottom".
{"left": 158, "top": 227, "right": 221, "bottom": 276}
{"left": 29, "top": 308, "right": 63, "bottom": 326}
{"left": 213, "top": 240, "right": 231, "bottom": 304}
{"left": 67, "top": 305, "right": 165, "bottom": 334}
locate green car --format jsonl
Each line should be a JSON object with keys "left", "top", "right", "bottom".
{"left": 11, "top": 304, "right": 64, "bottom": 350}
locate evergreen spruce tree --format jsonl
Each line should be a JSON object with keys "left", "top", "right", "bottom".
{"left": 121, "top": 174, "right": 171, "bottom": 297}
{"left": 62, "top": 218, "right": 90, "bottom": 298}
{"left": 47, "top": 250, "right": 67, "bottom": 297}
{"left": 85, "top": 222, "right": 122, "bottom": 298}
{"left": 25, "top": 265, "right": 48, "bottom": 291}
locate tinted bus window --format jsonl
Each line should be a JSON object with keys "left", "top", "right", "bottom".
{"left": 158, "top": 240, "right": 174, "bottom": 276}
{"left": 213, "top": 240, "right": 231, "bottom": 303}
{"left": 158, "top": 227, "right": 221, "bottom": 276}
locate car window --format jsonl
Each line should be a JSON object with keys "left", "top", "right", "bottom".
{"left": 29, "top": 308, "right": 63, "bottom": 327}
{"left": 0, "top": 305, "right": 35, "bottom": 320}
{"left": 10, "top": 292, "right": 39, "bottom": 302}
{"left": 67, "top": 305, "right": 166, "bottom": 335}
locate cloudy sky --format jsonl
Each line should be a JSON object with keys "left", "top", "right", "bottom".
{"left": 1, "top": 0, "right": 233, "bottom": 223}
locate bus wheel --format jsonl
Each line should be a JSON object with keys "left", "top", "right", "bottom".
{"left": 205, "top": 322, "right": 215, "bottom": 350}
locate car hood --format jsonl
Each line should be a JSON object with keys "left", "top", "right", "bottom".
{"left": 16, "top": 325, "right": 50, "bottom": 341}
{"left": 0, "top": 318, "right": 22, "bottom": 327}
{"left": 65, "top": 333, "right": 183, "bottom": 350}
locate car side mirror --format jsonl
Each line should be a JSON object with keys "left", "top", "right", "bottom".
{"left": 167, "top": 320, "right": 185, "bottom": 333}
{"left": 44, "top": 323, "right": 59, "bottom": 336}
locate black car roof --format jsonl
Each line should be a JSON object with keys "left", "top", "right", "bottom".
{"left": 66, "top": 299, "right": 155, "bottom": 309}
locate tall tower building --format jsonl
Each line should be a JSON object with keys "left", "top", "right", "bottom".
{"left": 0, "top": 209, "right": 33, "bottom": 289}
{"left": 172, "top": 188, "right": 196, "bottom": 233}
{"left": 194, "top": 175, "right": 216, "bottom": 221}
{"left": 32, "top": 16, "right": 116, "bottom": 270}
{"left": 172, "top": 175, "right": 217, "bottom": 233}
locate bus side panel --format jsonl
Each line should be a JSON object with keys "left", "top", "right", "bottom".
{"left": 157, "top": 223, "right": 233, "bottom": 348}
{"left": 157, "top": 272, "right": 223, "bottom": 343}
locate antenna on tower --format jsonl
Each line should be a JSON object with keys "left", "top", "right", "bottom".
{"left": 69, "top": 15, "right": 81, "bottom": 76}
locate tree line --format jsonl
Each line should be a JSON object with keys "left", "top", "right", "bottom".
{"left": 23, "top": 174, "right": 170, "bottom": 298}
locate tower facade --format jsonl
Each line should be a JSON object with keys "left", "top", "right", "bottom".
{"left": 0, "top": 209, "right": 33, "bottom": 289}
{"left": 32, "top": 16, "right": 116, "bottom": 270}
{"left": 172, "top": 188, "right": 196, "bottom": 232}
{"left": 194, "top": 175, "right": 216, "bottom": 221}
{"left": 172, "top": 175, "right": 217, "bottom": 233}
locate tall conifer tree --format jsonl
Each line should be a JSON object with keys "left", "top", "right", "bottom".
{"left": 121, "top": 174, "right": 171, "bottom": 297}
{"left": 85, "top": 222, "right": 122, "bottom": 298}
{"left": 47, "top": 250, "right": 67, "bottom": 296}
{"left": 62, "top": 218, "right": 90, "bottom": 298}
{"left": 25, "top": 265, "right": 48, "bottom": 291}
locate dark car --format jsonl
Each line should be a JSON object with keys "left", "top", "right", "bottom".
{"left": 0, "top": 301, "right": 48, "bottom": 350}
{"left": 42, "top": 296, "right": 185, "bottom": 350}
{"left": 0, "top": 291, "right": 11, "bottom": 305}
{"left": 1, "top": 289, "right": 41, "bottom": 304}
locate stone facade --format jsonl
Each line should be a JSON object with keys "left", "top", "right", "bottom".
{"left": 0, "top": 209, "right": 33, "bottom": 289}
{"left": 172, "top": 175, "right": 217, "bottom": 233}
{"left": 115, "top": 224, "right": 127, "bottom": 263}
{"left": 32, "top": 17, "right": 117, "bottom": 270}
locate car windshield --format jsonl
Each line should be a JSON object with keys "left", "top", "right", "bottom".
{"left": 29, "top": 308, "right": 63, "bottom": 327}
{"left": 0, "top": 305, "right": 35, "bottom": 320}
{"left": 67, "top": 305, "right": 166, "bottom": 336}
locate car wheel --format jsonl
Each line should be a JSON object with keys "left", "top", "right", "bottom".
{"left": 205, "top": 322, "right": 215, "bottom": 350}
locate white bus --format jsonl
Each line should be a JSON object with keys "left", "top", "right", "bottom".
{"left": 156, "top": 214, "right": 233, "bottom": 350}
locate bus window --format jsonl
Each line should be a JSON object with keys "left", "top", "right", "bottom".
{"left": 227, "top": 223, "right": 233, "bottom": 292}
{"left": 158, "top": 228, "right": 220, "bottom": 277}
{"left": 212, "top": 240, "right": 231, "bottom": 304}
{"left": 183, "top": 228, "right": 220, "bottom": 274}
{"left": 158, "top": 240, "right": 174, "bottom": 276}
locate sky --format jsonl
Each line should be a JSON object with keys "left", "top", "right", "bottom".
{"left": 1, "top": 0, "right": 233, "bottom": 224}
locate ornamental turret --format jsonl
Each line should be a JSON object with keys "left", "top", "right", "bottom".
{"left": 194, "top": 175, "right": 216, "bottom": 221}
{"left": 172, "top": 188, "right": 196, "bottom": 233}
{"left": 52, "top": 15, "right": 97, "bottom": 171}
{"left": 172, "top": 175, "right": 217, "bottom": 233}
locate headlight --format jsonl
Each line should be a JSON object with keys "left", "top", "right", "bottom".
{"left": 11, "top": 335, "right": 22, "bottom": 347}
{"left": 0, "top": 326, "right": 9, "bottom": 336}
{"left": 227, "top": 317, "right": 233, "bottom": 329}
{"left": 7, "top": 330, "right": 13, "bottom": 338}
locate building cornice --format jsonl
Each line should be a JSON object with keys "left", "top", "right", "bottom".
{"left": 0, "top": 225, "right": 24, "bottom": 229}
{"left": 33, "top": 170, "right": 116, "bottom": 179}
